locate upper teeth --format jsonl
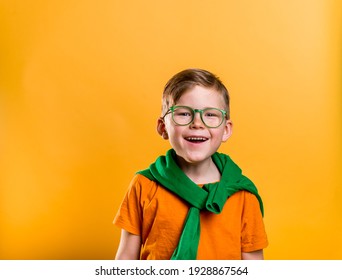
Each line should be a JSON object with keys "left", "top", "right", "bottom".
{"left": 186, "top": 137, "right": 207, "bottom": 141}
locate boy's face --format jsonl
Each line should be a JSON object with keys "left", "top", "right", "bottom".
{"left": 157, "top": 85, "right": 232, "bottom": 165}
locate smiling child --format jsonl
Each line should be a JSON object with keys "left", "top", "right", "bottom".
{"left": 114, "top": 68, "right": 268, "bottom": 260}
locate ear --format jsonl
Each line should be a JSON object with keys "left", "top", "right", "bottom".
{"left": 221, "top": 120, "right": 233, "bottom": 142}
{"left": 157, "top": 118, "right": 169, "bottom": 140}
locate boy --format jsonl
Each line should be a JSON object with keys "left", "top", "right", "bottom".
{"left": 114, "top": 68, "right": 268, "bottom": 260}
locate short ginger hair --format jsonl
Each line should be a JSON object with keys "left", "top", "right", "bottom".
{"left": 161, "top": 68, "right": 230, "bottom": 119}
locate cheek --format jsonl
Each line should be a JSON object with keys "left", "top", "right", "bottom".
{"left": 211, "top": 129, "right": 226, "bottom": 143}
{"left": 164, "top": 118, "right": 173, "bottom": 133}
{"left": 165, "top": 119, "right": 181, "bottom": 135}
{"left": 167, "top": 126, "right": 183, "bottom": 140}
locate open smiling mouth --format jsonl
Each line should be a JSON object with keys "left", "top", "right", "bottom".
{"left": 185, "top": 137, "right": 208, "bottom": 143}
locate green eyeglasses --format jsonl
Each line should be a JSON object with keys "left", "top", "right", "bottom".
{"left": 162, "top": 105, "right": 227, "bottom": 128}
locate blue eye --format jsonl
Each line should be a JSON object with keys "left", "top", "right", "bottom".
{"left": 173, "top": 108, "right": 192, "bottom": 117}
{"left": 204, "top": 110, "right": 220, "bottom": 118}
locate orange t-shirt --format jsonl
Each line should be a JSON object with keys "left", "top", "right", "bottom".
{"left": 114, "top": 174, "right": 268, "bottom": 260}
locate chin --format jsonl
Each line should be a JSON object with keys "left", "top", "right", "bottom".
{"left": 179, "top": 151, "right": 211, "bottom": 164}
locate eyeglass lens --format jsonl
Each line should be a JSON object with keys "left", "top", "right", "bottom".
{"left": 172, "top": 106, "right": 224, "bottom": 127}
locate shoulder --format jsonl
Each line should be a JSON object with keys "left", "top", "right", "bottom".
{"left": 130, "top": 173, "right": 154, "bottom": 185}
{"left": 128, "top": 173, "right": 158, "bottom": 190}
{"left": 230, "top": 190, "right": 258, "bottom": 201}
{"left": 228, "top": 190, "right": 263, "bottom": 214}
{"left": 127, "top": 174, "right": 160, "bottom": 199}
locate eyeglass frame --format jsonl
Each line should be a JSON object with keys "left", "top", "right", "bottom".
{"left": 161, "top": 105, "right": 228, "bottom": 128}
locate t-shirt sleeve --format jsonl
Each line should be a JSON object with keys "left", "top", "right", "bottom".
{"left": 241, "top": 191, "right": 268, "bottom": 252}
{"left": 113, "top": 175, "right": 143, "bottom": 236}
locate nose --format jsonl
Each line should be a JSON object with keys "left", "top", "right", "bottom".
{"left": 190, "top": 111, "right": 204, "bottom": 128}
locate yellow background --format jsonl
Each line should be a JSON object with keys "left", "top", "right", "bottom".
{"left": 1, "top": 0, "right": 341, "bottom": 259}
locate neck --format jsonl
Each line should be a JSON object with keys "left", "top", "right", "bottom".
{"left": 176, "top": 156, "right": 221, "bottom": 184}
